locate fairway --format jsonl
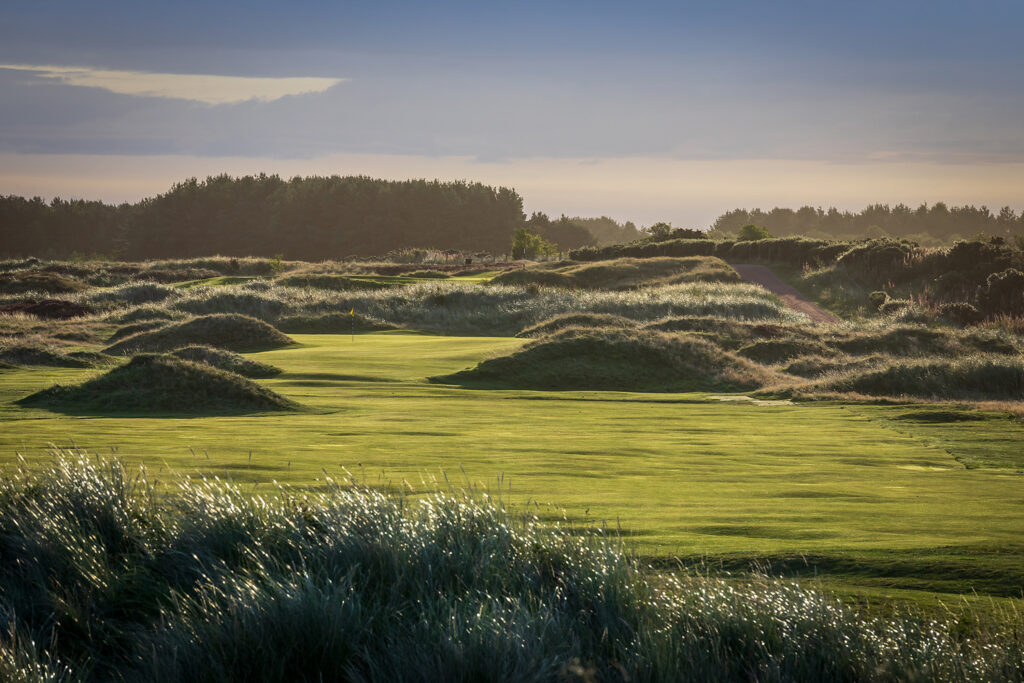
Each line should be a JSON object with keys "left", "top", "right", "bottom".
{"left": 2, "top": 331, "right": 1023, "bottom": 600}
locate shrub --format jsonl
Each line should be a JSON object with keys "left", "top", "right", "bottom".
{"left": 868, "top": 291, "right": 888, "bottom": 309}
{"left": 738, "top": 224, "right": 772, "bottom": 241}
{"left": 939, "top": 302, "right": 984, "bottom": 327}
{"left": 976, "top": 268, "right": 1024, "bottom": 317}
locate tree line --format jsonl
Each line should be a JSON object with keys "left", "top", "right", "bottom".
{"left": 708, "top": 203, "right": 1024, "bottom": 244}
{"left": 0, "top": 175, "right": 645, "bottom": 260}
{"left": 0, "top": 175, "right": 528, "bottom": 260}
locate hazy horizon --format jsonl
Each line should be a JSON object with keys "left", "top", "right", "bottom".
{"left": 3, "top": 1, "right": 1023, "bottom": 227}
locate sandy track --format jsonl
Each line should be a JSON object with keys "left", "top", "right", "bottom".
{"left": 732, "top": 264, "right": 840, "bottom": 324}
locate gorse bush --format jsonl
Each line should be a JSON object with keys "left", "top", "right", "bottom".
{"left": 0, "top": 454, "right": 1020, "bottom": 681}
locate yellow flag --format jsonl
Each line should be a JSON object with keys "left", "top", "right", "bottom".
{"left": 349, "top": 308, "right": 355, "bottom": 316}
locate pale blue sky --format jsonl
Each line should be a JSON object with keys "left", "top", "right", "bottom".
{"left": 2, "top": 1, "right": 1022, "bottom": 225}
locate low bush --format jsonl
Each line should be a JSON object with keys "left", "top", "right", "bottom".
{"left": 19, "top": 354, "right": 297, "bottom": 413}
{"left": 939, "top": 302, "right": 984, "bottom": 327}
{"left": 104, "top": 314, "right": 295, "bottom": 355}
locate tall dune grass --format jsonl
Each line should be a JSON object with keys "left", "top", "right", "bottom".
{"left": 0, "top": 453, "right": 1021, "bottom": 681}
{"left": 167, "top": 281, "right": 805, "bottom": 335}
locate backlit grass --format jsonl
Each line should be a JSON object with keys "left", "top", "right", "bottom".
{"left": 1, "top": 332, "right": 1023, "bottom": 604}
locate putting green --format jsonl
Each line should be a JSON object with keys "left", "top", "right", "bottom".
{"left": 1, "top": 331, "right": 1022, "bottom": 600}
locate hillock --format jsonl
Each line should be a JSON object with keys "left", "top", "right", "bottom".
{"left": 433, "top": 327, "right": 772, "bottom": 392}
{"left": 104, "top": 314, "right": 294, "bottom": 355}
{"left": 169, "top": 345, "right": 282, "bottom": 378}
{"left": 19, "top": 354, "right": 297, "bottom": 413}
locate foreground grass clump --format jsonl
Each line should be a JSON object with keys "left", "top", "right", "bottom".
{"left": 434, "top": 327, "right": 773, "bottom": 392}
{"left": 18, "top": 354, "right": 296, "bottom": 414}
{"left": 0, "top": 454, "right": 1020, "bottom": 682}
{"left": 169, "top": 345, "right": 282, "bottom": 378}
{"left": 103, "top": 314, "right": 294, "bottom": 355}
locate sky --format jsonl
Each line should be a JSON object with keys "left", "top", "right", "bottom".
{"left": 1, "top": 0, "right": 1023, "bottom": 227}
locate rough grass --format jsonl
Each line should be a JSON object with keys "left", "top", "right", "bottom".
{"left": 0, "top": 453, "right": 1019, "bottom": 682}
{"left": 642, "top": 316, "right": 814, "bottom": 350}
{"left": 274, "top": 273, "right": 392, "bottom": 291}
{"left": 516, "top": 313, "right": 639, "bottom": 337}
{"left": 169, "top": 345, "right": 282, "bottom": 378}
{"left": 434, "top": 327, "right": 773, "bottom": 392}
{"left": 0, "top": 343, "right": 96, "bottom": 368}
{"left": 815, "top": 356, "right": 1024, "bottom": 401}
{"left": 0, "top": 271, "right": 89, "bottom": 295}
{"left": 106, "top": 305, "right": 181, "bottom": 324}
{"left": 491, "top": 256, "right": 739, "bottom": 290}
{"left": 103, "top": 314, "right": 295, "bottom": 355}
{"left": 275, "top": 312, "right": 399, "bottom": 334}
{"left": 18, "top": 354, "right": 297, "bottom": 414}
{"left": 737, "top": 338, "right": 835, "bottom": 364}
{"left": 106, "top": 320, "right": 168, "bottom": 343}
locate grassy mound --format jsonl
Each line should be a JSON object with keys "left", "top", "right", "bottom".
{"left": 434, "top": 328, "right": 772, "bottom": 392}
{"left": 643, "top": 316, "right": 811, "bottom": 350}
{"left": 2, "top": 454, "right": 1019, "bottom": 681}
{"left": 0, "top": 271, "right": 88, "bottom": 294}
{"left": 489, "top": 268, "right": 574, "bottom": 287}
{"left": 781, "top": 354, "right": 886, "bottom": 379}
{"left": 516, "top": 313, "right": 639, "bottom": 337}
{"left": 108, "top": 305, "right": 180, "bottom": 324}
{"left": 490, "top": 257, "right": 739, "bottom": 290}
{"left": 107, "top": 320, "right": 168, "bottom": 343}
{"left": 19, "top": 354, "right": 297, "bottom": 413}
{"left": 405, "top": 269, "right": 449, "bottom": 278}
{"left": 169, "top": 345, "right": 282, "bottom": 378}
{"left": 819, "top": 356, "right": 1024, "bottom": 401}
{"left": 737, "top": 338, "right": 834, "bottom": 365}
{"left": 0, "top": 344, "right": 95, "bottom": 368}
{"left": 0, "top": 298, "right": 93, "bottom": 319}
{"left": 562, "top": 256, "right": 740, "bottom": 288}
{"left": 104, "top": 314, "right": 295, "bottom": 355}
{"left": 275, "top": 312, "right": 399, "bottom": 334}
{"left": 275, "top": 273, "right": 391, "bottom": 291}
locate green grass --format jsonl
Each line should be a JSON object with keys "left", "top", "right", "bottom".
{"left": 1, "top": 332, "right": 1023, "bottom": 606}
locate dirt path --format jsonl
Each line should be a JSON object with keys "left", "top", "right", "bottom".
{"left": 731, "top": 264, "right": 840, "bottom": 324}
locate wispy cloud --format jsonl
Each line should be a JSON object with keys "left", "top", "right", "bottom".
{"left": 0, "top": 64, "right": 345, "bottom": 105}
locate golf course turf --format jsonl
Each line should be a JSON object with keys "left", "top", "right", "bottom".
{"left": 2, "top": 331, "right": 1023, "bottom": 608}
